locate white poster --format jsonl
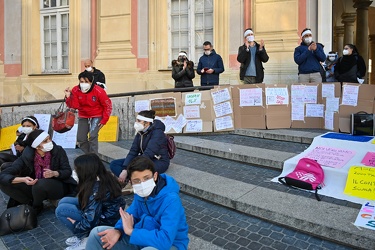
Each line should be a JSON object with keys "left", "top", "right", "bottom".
{"left": 213, "top": 101, "right": 233, "bottom": 117}
{"left": 185, "top": 93, "right": 202, "bottom": 105}
{"left": 322, "top": 84, "right": 335, "bottom": 98}
{"left": 354, "top": 201, "right": 375, "bottom": 231}
{"left": 183, "top": 105, "right": 200, "bottom": 119}
{"left": 161, "top": 116, "right": 175, "bottom": 133}
{"left": 211, "top": 88, "right": 231, "bottom": 105}
{"left": 135, "top": 100, "right": 150, "bottom": 113}
{"left": 266, "top": 87, "right": 289, "bottom": 105}
{"left": 52, "top": 124, "right": 78, "bottom": 149}
{"left": 291, "top": 85, "right": 305, "bottom": 103}
{"left": 324, "top": 111, "right": 334, "bottom": 130}
{"left": 291, "top": 103, "right": 305, "bottom": 121}
{"left": 303, "top": 86, "right": 318, "bottom": 104}
{"left": 185, "top": 119, "right": 203, "bottom": 132}
{"left": 172, "top": 114, "right": 188, "bottom": 133}
{"left": 215, "top": 115, "right": 233, "bottom": 131}
{"left": 341, "top": 85, "right": 359, "bottom": 106}
{"left": 305, "top": 104, "right": 324, "bottom": 117}
{"left": 326, "top": 97, "right": 339, "bottom": 112}
{"left": 239, "top": 88, "right": 263, "bottom": 106}
{"left": 34, "top": 114, "right": 52, "bottom": 132}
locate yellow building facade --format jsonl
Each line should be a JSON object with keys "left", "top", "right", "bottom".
{"left": 0, "top": 0, "right": 374, "bottom": 104}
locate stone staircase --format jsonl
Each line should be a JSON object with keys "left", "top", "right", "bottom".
{"left": 97, "top": 129, "right": 375, "bottom": 250}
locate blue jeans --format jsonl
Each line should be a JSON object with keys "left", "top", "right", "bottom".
{"left": 55, "top": 197, "right": 84, "bottom": 236}
{"left": 86, "top": 226, "right": 178, "bottom": 250}
{"left": 77, "top": 117, "right": 102, "bottom": 154}
{"left": 110, "top": 158, "right": 126, "bottom": 177}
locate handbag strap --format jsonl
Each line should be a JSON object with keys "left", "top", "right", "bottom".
{"left": 5, "top": 206, "right": 31, "bottom": 233}
{"left": 58, "top": 101, "right": 65, "bottom": 112}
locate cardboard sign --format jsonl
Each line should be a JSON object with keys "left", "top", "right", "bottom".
{"left": 0, "top": 124, "right": 20, "bottom": 151}
{"left": 150, "top": 98, "right": 177, "bottom": 117}
{"left": 266, "top": 87, "right": 289, "bottom": 105}
{"left": 98, "top": 116, "right": 119, "bottom": 142}
{"left": 354, "top": 201, "right": 375, "bottom": 230}
{"left": 185, "top": 93, "right": 202, "bottom": 105}
{"left": 344, "top": 166, "right": 375, "bottom": 200}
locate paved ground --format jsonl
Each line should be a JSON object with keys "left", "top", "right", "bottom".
{"left": 0, "top": 142, "right": 354, "bottom": 250}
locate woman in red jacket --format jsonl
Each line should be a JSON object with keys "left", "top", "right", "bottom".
{"left": 64, "top": 71, "right": 112, "bottom": 154}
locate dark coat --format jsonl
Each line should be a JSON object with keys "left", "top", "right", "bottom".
{"left": 0, "top": 143, "right": 77, "bottom": 191}
{"left": 72, "top": 181, "right": 125, "bottom": 238}
{"left": 237, "top": 42, "right": 269, "bottom": 83}
{"left": 294, "top": 42, "right": 326, "bottom": 74}
{"left": 171, "top": 60, "right": 195, "bottom": 88}
{"left": 92, "top": 67, "right": 106, "bottom": 86}
{"left": 196, "top": 50, "right": 225, "bottom": 85}
{"left": 123, "top": 120, "right": 170, "bottom": 171}
{"left": 334, "top": 54, "right": 366, "bottom": 83}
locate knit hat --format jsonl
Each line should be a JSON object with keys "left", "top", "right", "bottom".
{"left": 27, "top": 129, "right": 49, "bottom": 148}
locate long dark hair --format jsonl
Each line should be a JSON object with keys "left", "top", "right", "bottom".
{"left": 74, "top": 153, "right": 122, "bottom": 209}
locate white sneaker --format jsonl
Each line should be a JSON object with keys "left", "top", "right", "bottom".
{"left": 65, "top": 237, "right": 88, "bottom": 250}
{"left": 65, "top": 236, "right": 80, "bottom": 246}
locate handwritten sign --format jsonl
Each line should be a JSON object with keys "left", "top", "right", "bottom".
{"left": 150, "top": 98, "right": 176, "bottom": 117}
{"left": 324, "top": 111, "right": 334, "bottom": 130}
{"left": 291, "top": 85, "right": 304, "bottom": 103}
{"left": 135, "top": 100, "right": 150, "bottom": 113}
{"left": 183, "top": 105, "right": 200, "bottom": 119}
{"left": 98, "top": 116, "right": 119, "bottom": 142}
{"left": 215, "top": 115, "right": 233, "bottom": 131}
{"left": 239, "top": 88, "right": 263, "bottom": 106}
{"left": 185, "top": 119, "right": 203, "bottom": 132}
{"left": 303, "top": 86, "right": 318, "bottom": 104}
{"left": 354, "top": 201, "right": 375, "bottom": 230}
{"left": 305, "top": 104, "right": 324, "bottom": 117}
{"left": 52, "top": 124, "right": 78, "bottom": 149}
{"left": 172, "top": 114, "right": 187, "bottom": 133}
{"left": 211, "top": 88, "right": 231, "bottom": 105}
{"left": 213, "top": 101, "right": 233, "bottom": 117}
{"left": 326, "top": 97, "right": 339, "bottom": 112}
{"left": 341, "top": 85, "right": 359, "bottom": 106}
{"left": 291, "top": 103, "right": 305, "bottom": 121}
{"left": 344, "top": 166, "right": 375, "bottom": 200}
{"left": 161, "top": 116, "right": 175, "bottom": 133}
{"left": 0, "top": 124, "right": 20, "bottom": 150}
{"left": 265, "top": 87, "right": 289, "bottom": 105}
{"left": 361, "top": 152, "right": 375, "bottom": 167}
{"left": 34, "top": 114, "right": 51, "bottom": 132}
{"left": 304, "top": 146, "right": 356, "bottom": 169}
{"left": 322, "top": 84, "right": 335, "bottom": 98}
{"left": 185, "top": 93, "right": 202, "bottom": 105}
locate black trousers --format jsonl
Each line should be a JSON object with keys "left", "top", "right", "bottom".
{"left": 0, "top": 178, "right": 69, "bottom": 208}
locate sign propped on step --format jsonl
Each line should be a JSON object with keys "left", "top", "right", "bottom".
{"left": 354, "top": 201, "right": 375, "bottom": 230}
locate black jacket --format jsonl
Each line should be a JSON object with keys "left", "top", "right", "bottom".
{"left": 0, "top": 143, "right": 77, "bottom": 190}
{"left": 92, "top": 67, "right": 106, "bottom": 88}
{"left": 334, "top": 54, "right": 366, "bottom": 83}
{"left": 237, "top": 42, "right": 269, "bottom": 83}
{"left": 171, "top": 60, "right": 195, "bottom": 88}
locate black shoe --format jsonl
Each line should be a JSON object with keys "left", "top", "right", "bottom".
{"left": 6, "top": 198, "right": 21, "bottom": 209}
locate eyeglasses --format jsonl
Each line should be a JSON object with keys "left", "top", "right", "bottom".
{"left": 131, "top": 175, "right": 153, "bottom": 185}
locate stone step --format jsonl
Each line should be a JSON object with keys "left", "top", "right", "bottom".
{"left": 97, "top": 142, "right": 375, "bottom": 250}
{"left": 173, "top": 135, "right": 297, "bottom": 170}
{"left": 232, "top": 128, "right": 327, "bottom": 144}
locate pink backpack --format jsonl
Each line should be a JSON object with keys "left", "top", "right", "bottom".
{"left": 278, "top": 157, "right": 325, "bottom": 201}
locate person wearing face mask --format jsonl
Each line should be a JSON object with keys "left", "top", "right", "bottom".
{"left": 0, "top": 129, "right": 77, "bottom": 214}
{"left": 322, "top": 51, "right": 338, "bottom": 82}
{"left": 109, "top": 110, "right": 170, "bottom": 194}
{"left": 196, "top": 41, "right": 225, "bottom": 86}
{"left": 86, "top": 156, "right": 189, "bottom": 250}
{"left": 64, "top": 71, "right": 112, "bottom": 154}
{"left": 237, "top": 28, "right": 269, "bottom": 84}
{"left": 294, "top": 28, "right": 326, "bottom": 83}
{"left": 171, "top": 51, "right": 195, "bottom": 88}
{"left": 334, "top": 44, "right": 367, "bottom": 84}
{"left": 83, "top": 59, "right": 106, "bottom": 89}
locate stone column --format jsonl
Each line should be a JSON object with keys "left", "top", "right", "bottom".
{"left": 353, "top": 0, "right": 372, "bottom": 83}
{"left": 334, "top": 26, "right": 345, "bottom": 56}
{"left": 369, "top": 34, "right": 375, "bottom": 84}
{"left": 341, "top": 13, "right": 356, "bottom": 46}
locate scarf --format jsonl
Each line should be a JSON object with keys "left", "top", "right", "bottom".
{"left": 34, "top": 152, "right": 52, "bottom": 179}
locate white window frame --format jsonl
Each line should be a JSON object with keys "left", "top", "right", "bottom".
{"left": 168, "top": 0, "right": 213, "bottom": 66}
{"left": 40, "top": 0, "right": 69, "bottom": 73}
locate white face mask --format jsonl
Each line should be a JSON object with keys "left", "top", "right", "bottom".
{"left": 85, "top": 67, "right": 93, "bottom": 72}
{"left": 79, "top": 83, "right": 91, "bottom": 93}
{"left": 328, "top": 56, "right": 335, "bottom": 62}
{"left": 247, "top": 35, "right": 255, "bottom": 42}
{"left": 41, "top": 141, "right": 54, "bottom": 152}
{"left": 343, "top": 49, "right": 349, "bottom": 56}
{"left": 134, "top": 122, "right": 145, "bottom": 132}
{"left": 304, "top": 37, "right": 312, "bottom": 44}
{"left": 132, "top": 178, "right": 156, "bottom": 197}
{"left": 204, "top": 50, "right": 211, "bottom": 56}
{"left": 22, "top": 127, "right": 34, "bottom": 135}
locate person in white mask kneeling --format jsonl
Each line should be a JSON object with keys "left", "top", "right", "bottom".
{"left": 109, "top": 110, "right": 170, "bottom": 194}
{"left": 86, "top": 156, "right": 189, "bottom": 250}
{"left": 0, "top": 129, "right": 77, "bottom": 213}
